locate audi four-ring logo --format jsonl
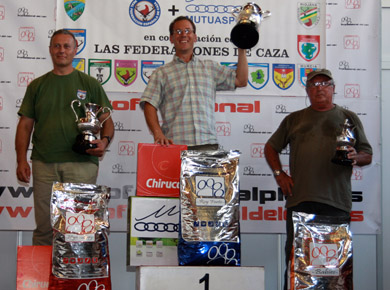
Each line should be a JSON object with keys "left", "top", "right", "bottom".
{"left": 186, "top": 4, "right": 240, "bottom": 13}
{"left": 134, "top": 222, "right": 178, "bottom": 232}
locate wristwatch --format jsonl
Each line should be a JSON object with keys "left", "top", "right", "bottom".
{"left": 273, "top": 169, "right": 282, "bottom": 177}
{"left": 102, "top": 135, "right": 111, "bottom": 145}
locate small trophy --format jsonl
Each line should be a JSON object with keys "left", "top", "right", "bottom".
{"left": 331, "top": 119, "right": 356, "bottom": 166}
{"left": 230, "top": 2, "right": 271, "bottom": 49}
{"left": 71, "top": 100, "right": 112, "bottom": 155}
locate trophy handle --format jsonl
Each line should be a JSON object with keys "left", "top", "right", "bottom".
{"left": 99, "top": 107, "right": 113, "bottom": 126}
{"left": 71, "top": 100, "right": 81, "bottom": 122}
{"left": 262, "top": 10, "right": 271, "bottom": 18}
{"left": 231, "top": 7, "right": 241, "bottom": 18}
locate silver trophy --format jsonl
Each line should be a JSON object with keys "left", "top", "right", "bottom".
{"left": 71, "top": 100, "right": 112, "bottom": 155}
{"left": 331, "top": 119, "right": 356, "bottom": 166}
{"left": 230, "top": 2, "right": 271, "bottom": 49}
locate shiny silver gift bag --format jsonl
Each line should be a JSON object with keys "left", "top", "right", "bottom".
{"left": 50, "top": 182, "right": 110, "bottom": 279}
{"left": 289, "top": 211, "right": 353, "bottom": 290}
{"left": 179, "top": 150, "right": 241, "bottom": 266}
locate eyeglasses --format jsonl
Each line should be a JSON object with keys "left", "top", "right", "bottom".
{"left": 51, "top": 43, "right": 75, "bottom": 50}
{"left": 174, "top": 28, "right": 194, "bottom": 35}
{"left": 306, "top": 81, "right": 334, "bottom": 88}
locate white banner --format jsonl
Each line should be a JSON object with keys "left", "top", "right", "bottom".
{"left": 0, "top": 0, "right": 381, "bottom": 234}
{"left": 56, "top": 0, "right": 326, "bottom": 96}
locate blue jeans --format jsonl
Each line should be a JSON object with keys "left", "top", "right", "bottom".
{"left": 32, "top": 160, "right": 98, "bottom": 245}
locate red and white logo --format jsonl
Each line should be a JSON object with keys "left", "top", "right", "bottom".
{"left": 18, "top": 72, "right": 34, "bottom": 87}
{"left": 344, "top": 35, "right": 360, "bottom": 50}
{"left": 326, "top": 14, "right": 331, "bottom": 29}
{"left": 77, "top": 280, "right": 106, "bottom": 290}
{"left": 16, "top": 246, "right": 51, "bottom": 290}
{"left": 110, "top": 98, "right": 140, "bottom": 111}
{"left": 310, "top": 243, "right": 338, "bottom": 266}
{"left": 0, "top": 6, "right": 5, "bottom": 20}
{"left": 65, "top": 212, "right": 95, "bottom": 242}
{"left": 136, "top": 143, "right": 187, "bottom": 197}
{"left": 345, "top": 0, "right": 361, "bottom": 9}
{"left": 216, "top": 122, "right": 231, "bottom": 136}
{"left": 250, "top": 143, "right": 265, "bottom": 158}
{"left": 62, "top": 257, "right": 98, "bottom": 265}
{"left": 344, "top": 84, "right": 360, "bottom": 98}
{"left": 352, "top": 167, "right": 363, "bottom": 181}
{"left": 66, "top": 212, "right": 94, "bottom": 235}
{"left": 0, "top": 96, "right": 3, "bottom": 110}
{"left": 215, "top": 100, "right": 260, "bottom": 113}
{"left": 0, "top": 47, "right": 4, "bottom": 61}
{"left": 118, "top": 141, "right": 135, "bottom": 156}
{"left": 19, "top": 27, "right": 35, "bottom": 42}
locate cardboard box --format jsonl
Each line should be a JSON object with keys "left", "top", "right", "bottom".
{"left": 17, "top": 246, "right": 112, "bottom": 290}
{"left": 136, "top": 143, "right": 187, "bottom": 197}
{"left": 127, "top": 196, "right": 179, "bottom": 267}
{"left": 17, "top": 246, "right": 51, "bottom": 290}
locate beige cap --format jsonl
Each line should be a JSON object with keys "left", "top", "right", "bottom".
{"left": 307, "top": 68, "right": 333, "bottom": 82}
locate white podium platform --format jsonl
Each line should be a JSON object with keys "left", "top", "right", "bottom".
{"left": 136, "top": 266, "right": 265, "bottom": 290}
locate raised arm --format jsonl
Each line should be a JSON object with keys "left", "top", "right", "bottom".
{"left": 235, "top": 48, "right": 248, "bottom": 87}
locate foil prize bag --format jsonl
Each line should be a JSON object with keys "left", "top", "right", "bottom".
{"left": 179, "top": 150, "right": 241, "bottom": 266}
{"left": 288, "top": 211, "right": 353, "bottom": 290}
{"left": 50, "top": 182, "right": 111, "bottom": 287}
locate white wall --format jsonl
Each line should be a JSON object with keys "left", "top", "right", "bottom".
{"left": 379, "top": 2, "right": 390, "bottom": 289}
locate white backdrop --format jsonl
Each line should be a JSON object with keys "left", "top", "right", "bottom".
{"left": 0, "top": 0, "right": 381, "bottom": 234}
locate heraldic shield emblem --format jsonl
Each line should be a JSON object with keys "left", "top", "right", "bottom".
{"left": 115, "top": 60, "right": 138, "bottom": 87}
{"left": 248, "top": 63, "right": 269, "bottom": 90}
{"left": 297, "top": 35, "right": 320, "bottom": 62}
{"left": 88, "top": 59, "right": 112, "bottom": 85}
{"left": 141, "top": 60, "right": 164, "bottom": 84}
{"left": 64, "top": 0, "right": 85, "bottom": 21}
{"left": 297, "top": 3, "right": 320, "bottom": 28}
{"left": 273, "top": 64, "right": 295, "bottom": 90}
{"left": 66, "top": 29, "right": 86, "bottom": 55}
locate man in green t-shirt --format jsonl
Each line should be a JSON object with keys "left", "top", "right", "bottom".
{"left": 15, "top": 29, "right": 114, "bottom": 245}
{"left": 264, "top": 68, "right": 372, "bottom": 290}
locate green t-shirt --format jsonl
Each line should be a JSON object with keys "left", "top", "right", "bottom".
{"left": 267, "top": 105, "right": 372, "bottom": 212}
{"left": 18, "top": 70, "right": 112, "bottom": 165}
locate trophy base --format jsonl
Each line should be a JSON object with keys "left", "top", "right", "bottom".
{"left": 230, "top": 22, "right": 259, "bottom": 49}
{"left": 331, "top": 150, "right": 353, "bottom": 166}
{"left": 72, "top": 134, "right": 97, "bottom": 155}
